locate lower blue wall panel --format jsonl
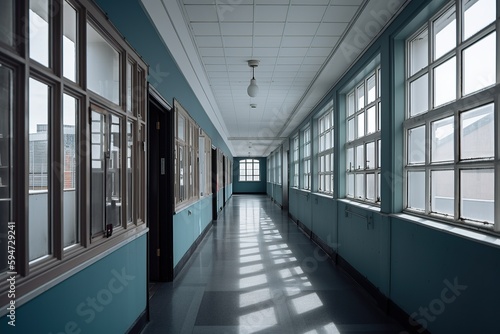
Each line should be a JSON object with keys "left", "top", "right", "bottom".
{"left": 0, "top": 235, "right": 147, "bottom": 334}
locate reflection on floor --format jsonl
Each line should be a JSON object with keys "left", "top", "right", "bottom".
{"left": 143, "top": 195, "right": 405, "bottom": 334}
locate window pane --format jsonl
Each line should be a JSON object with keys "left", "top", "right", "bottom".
{"left": 460, "top": 103, "right": 494, "bottom": 159}
{"left": 178, "top": 114, "right": 185, "bottom": 141}
{"left": 463, "top": 0, "right": 496, "bottom": 40}
{"left": 408, "top": 126, "right": 426, "bottom": 164}
{"left": 355, "top": 145, "right": 364, "bottom": 170}
{"left": 0, "top": 0, "right": 14, "bottom": 46}
{"left": 347, "top": 118, "right": 354, "bottom": 142}
{"left": 63, "top": 94, "right": 78, "bottom": 248}
{"left": 347, "top": 92, "right": 355, "bottom": 116}
{"left": 463, "top": 32, "right": 496, "bottom": 96}
{"left": 409, "top": 29, "right": 428, "bottom": 75}
{"left": 357, "top": 84, "right": 365, "bottom": 110}
{"left": 346, "top": 147, "right": 354, "bottom": 171}
{"left": 367, "top": 74, "right": 376, "bottom": 104}
{"left": 179, "top": 145, "right": 184, "bottom": 200}
{"left": 431, "top": 170, "right": 454, "bottom": 216}
{"left": 357, "top": 112, "right": 365, "bottom": 138}
{"left": 461, "top": 169, "right": 494, "bottom": 223}
{"left": 408, "top": 171, "right": 425, "bottom": 211}
{"left": 29, "top": 78, "right": 50, "bottom": 261}
{"left": 87, "top": 23, "right": 120, "bottom": 104}
{"left": 366, "top": 142, "right": 375, "bottom": 169}
{"left": 355, "top": 173, "right": 364, "bottom": 199}
{"left": 91, "top": 111, "right": 105, "bottom": 236}
{"left": 431, "top": 116, "right": 454, "bottom": 162}
{"left": 434, "top": 57, "right": 456, "bottom": 107}
{"left": 126, "top": 61, "right": 133, "bottom": 112}
{"left": 127, "top": 121, "right": 133, "bottom": 224}
{"left": 63, "top": 1, "right": 77, "bottom": 81}
{"left": 108, "top": 115, "right": 121, "bottom": 227}
{"left": 433, "top": 6, "right": 456, "bottom": 60}
{"left": 409, "top": 74, "right": 428, "bottom": 117}
{"left": 366, "top": 173, "right": 375, "bottom": 201}
{"left": 30, "top": 0, "right": 50, "bottom": 66}
{"left": 347, "top": 174, "right": 354, "bottom": 197}
{"left": 367, "top": 106, "right": 376, "bottom": 134}
{"left": 377, "top": 139, "right": 381, "bottom": 168}
{"left": 0, "top": 65, "right": 13, "bottom": 273}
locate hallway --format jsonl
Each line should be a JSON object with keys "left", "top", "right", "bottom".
{"left": 143, "top": 195, "right": 406, "bottom": 334}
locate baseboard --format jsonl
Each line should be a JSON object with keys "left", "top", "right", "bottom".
{"left": 288, "top": 217, "right": 430, "bottom": 334}
{"left": 126, "top": 309, "right": 148, "bottom": 334}
{"left": 173, "top": 222, "right": 213, "bottom": 278}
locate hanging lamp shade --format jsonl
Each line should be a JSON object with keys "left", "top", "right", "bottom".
{"left": 247, "top": 77, "right": 259, "bottom": 97}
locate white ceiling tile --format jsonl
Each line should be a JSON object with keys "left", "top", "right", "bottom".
{"left": 217, "top": 5, "right": 253, "bottom": 22}
{"left": 331, "top": 0, "right": 363, "bottom": 5}
{"left": 287, "top": 5, "right": 327, "bottom": 22}
{"left": 182, "top": 0, "right": 216, "bottom": 4}
{"left": 223, "top": 36, "right": 253, "bottom": 47}
{"left": 220, "top": 22, "right": 253, "bottom": 36}
{"left": 323, "top": 5, "right": 359, "bottom": 23}
{"left": 276, "top": 57, "right": 304, "bottom": 65}
{"left": 254, "top": 5, "right": 288, "bottom": 22}
{"left": 203, "top": 57, "right": 226, "bottom": 64}
{"left": 199, "top": 47, "right": 224, "bottom": 56}
{"left": 253, "top": 48, "right": 280, "bottom": 57}
{"left": 311, "top": 36, "right": 340, "bottom": 47}
{"left": 275, "top": 64, "right": 301, "bottom": 72}
{"left": 195, "top": 36, "right": 223, "bottom": 47}
{"left": 291, "top": 0, "right": 329, "bottom": 4}
{"left": 254, "top": 22, "right": 285, "bottom": 35}
{"left": 255, "top": 0, "right": 289, "bottom": 4}
{"left": 226, "top": 57, "right": 251, "bottom": 64}
{"left": 300, "top": 64, "right": 322, "bottom": 72}
{"left": 204, "top": 64, "right": 227, "bottom": 71}
{"left": 302, "top": 56, "right": 326, "bottom": 65}
{"left": 306, "top": 47, "right": 331, "bottom": 57}
{"left": 253, "top": 36, "right": 282, "bottom": 48}
{"left": 281, "top": 36, "right": 313, "bottom": 48}
{"left": 190, "top": 22, "right": 220, "bottom": 35}
{"left": 208, "top": 71, "right": 228, "bottom": 78}
{"left": 279, "top": 48, "right": 308, "bottom": 57}
{"left": 283, "top": 22, "right": 319, "bottom": 36}
{"left": 316, "top": 22, "right": 349, "bottom": 36}
{"left": 225, "top": 48, "right": 252, "bottom": 56}
{"left": 185, "top": 5, "right": 218, "bottom": 22}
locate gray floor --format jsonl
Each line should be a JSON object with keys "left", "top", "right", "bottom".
{"left": 142, "top": 195, "right": 406, "bottom": 334}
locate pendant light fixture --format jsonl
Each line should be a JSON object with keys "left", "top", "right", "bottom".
{"left": 247, "top": 59, "right": 259, "bottom": 97}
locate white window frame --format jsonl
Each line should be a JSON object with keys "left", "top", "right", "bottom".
{"left": 291, "top": 135, "right": 299, "bottom": 188}
{"left": 302, "top": 126, "right": 311, "bottom": 191}
{"left": 239, "top": 159, "right": 260, "bottom": 182}
{"left": 317, "top": 101, "right": 334, "bottom": 195}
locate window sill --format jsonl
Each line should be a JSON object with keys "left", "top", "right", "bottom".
{"left": 338, "top": 198, "right": 380, "bottom": 212}
{"left": 392, "top": 212, "right": 500, "bottom": 249}
{"left": 313, "top": 192, "right": 333, "bottom": 199}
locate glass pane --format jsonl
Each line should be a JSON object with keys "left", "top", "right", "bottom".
{"left": 87, "top": 23, "right": 120, "bottom": 104}
{"left": 179, "top": 145, "right": 184, "bottom": 200}
{"left": 377, "top": 173, "right": 381, "bottom": 202}
{"left": 126, "top": 62, "right": 133, "bottom": 112}
{"left": 461, "top": 169, "right": 494, "bottom": 223}
{"left": 355, "top": 145, "right": 364, "bottom": 170}
{"left": 355, "top": 173, "right": 364, "bottom": 199}
{"left": 461, "top": 103, "right": 494, "bottom": 159}
{"left": 357, "top": 84, "right": 365, "bottom": 110}
{"left": 432, "top": 116, "right": 454, "bottom": 162}
{"left": 409, "top": 74, "right": 428, "bottom": 117}
{"left": 91, "top": 111, "right": 105, "bottom": 236}
{"left": 63, "top": 94, "right": 78, "bottom": 248}
{"left": 0, "top": 0, "right": 14, "bottom": 46}
{"left": 408, "top": 171, "right": 425, "bottom": 210}
{"left": 366, "top": 173, "right": 375, "bottom": 201}
{"left": 347, "top": 174, "right": 354, "bottom": 197}
{"left": 434, "top": 6, "right": 456, "bottom": 60}
{"left": 347, "top": 92, "right": 355, "bottom": 116}
{"left": 178, "top": 114, "right": 185, "bottom": 141}
{"left": 357, "top": 112, "right": 365, "bottom": 138}
{"left": 366, "top": 142, "right": 375, "bottom": 169}
{"left": 463, "top": 0, "right": 496, "bottom": 40}
{"left": 367, "top": 106, "right": 376, "bottom": 134}
{"left": 29, "top": 78, "right": 50, "bottom": 261}
{"left": 127, "top": 121, "right": 133, "bottom": 224}
{"left": 346, "top": 147, "right": 354, "bottom": 171}
{"left": 463, "top": 32, "right": 496, "bottom": 96}
{"left": 367, "top": 74, "right": 376, "bottom": 104}
{"left": 434, "top": 57, "right": 456, "bottom": 107}
{"left": 63, "top": 1, "right": 77, "bottom": 81}
{"left": 377, "top": 139, "right": 381, "bottom": 168}
{"left": 408, "top": 126, "right": 426, "bottom": 164}
{"left": 0, "top": 64, "right": 13, "bottom": 273}
{"left": 410, "top": 29, "right": 428, "bottom": 75}
{"left": 431, "top": 170, "right": 454, "bottom": 216}
{"left": 30, "top": 0, "right": 50, "bottom": 66}
{"left": 347, "top": 118, "right": 354, "bottom": 142}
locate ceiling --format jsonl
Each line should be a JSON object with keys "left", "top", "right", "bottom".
{"left": 142, "top": 0, "right": 408, "bottom": 157}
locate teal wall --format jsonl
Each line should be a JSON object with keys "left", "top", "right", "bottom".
{"left": 233, "top": 158, "right": 267, "bottom": 193}
{"left": 280, "top": 0, "right": 500, "bottom": 333}
{"left": 0, "top": 235, "right": 147, "bottom": 333}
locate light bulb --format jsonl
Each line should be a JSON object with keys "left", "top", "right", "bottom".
{"left": 247, "top": 78, "right": 259, "bottom": 97}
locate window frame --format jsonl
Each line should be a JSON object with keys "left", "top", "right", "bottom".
{"left": 302, "top": 125, "right": 311, "bottom": 191}
{"left": 291, "top": 135, "right": 299, "bottom": 188}
{"left": 317, "top": 101, "right": 334, "bottom": 195}
{"left": 239, "top": 158, "right": 260, "bottom": 182}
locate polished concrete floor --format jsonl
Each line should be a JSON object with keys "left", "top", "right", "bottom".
{"left": 142, "top": 195, "right": 406, "bottom": 334}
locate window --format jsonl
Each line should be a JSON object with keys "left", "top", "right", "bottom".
{"left": 404, "top": 0, "right": 497, "bottom": 230}
{"left": 291, "top": 135, "right": 299, "bottom": 188}
{"left": 239, "top": 159, "right": 260, "bottom": 182}
{"left": 0, "top": 0, "right": 147, "bottom": 298}
{"left": 174, "top": 100, "right": 199, "bottom": 208}
{"left": 345, "top": 66, "right": 381, "bottom": 203}
{"left": 302, "top": 126, "right": 311, "bottom": 190}
{"left": 199, "top": 130, "right": 212, "bottom": 197}
{"left": 317, "top": 101, "right": 334, "bottom": 194}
